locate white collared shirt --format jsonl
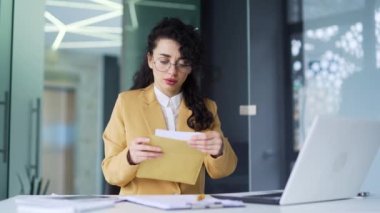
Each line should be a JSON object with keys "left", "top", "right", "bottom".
{"left": 154, "top": 86, "right": 182, "bottom": 131}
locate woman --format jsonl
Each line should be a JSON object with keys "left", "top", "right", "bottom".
{"left": 102, "top": 17, "right": 237, "bottom": 195}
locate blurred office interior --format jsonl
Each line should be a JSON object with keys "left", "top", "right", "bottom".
{"left": 1, "top": 0, "right": 379, "bottom": 199}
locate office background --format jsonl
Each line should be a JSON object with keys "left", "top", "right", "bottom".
{"left": 0, "top": 0, "right": 379, "bottom": 199}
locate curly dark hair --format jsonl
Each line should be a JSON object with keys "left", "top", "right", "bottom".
{"left": 130, "top": 17, "right": 213, "bottom": 131}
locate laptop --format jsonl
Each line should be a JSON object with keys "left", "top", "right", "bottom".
{"left": 213, "top": 115, "right": 380, "bottom": 205}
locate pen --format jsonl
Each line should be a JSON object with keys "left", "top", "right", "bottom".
{"left": 197, "top": 194, "right": 205, "bottom": 201}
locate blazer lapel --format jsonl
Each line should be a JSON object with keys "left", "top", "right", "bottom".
{"left": 176, "top": 100, "right": 194, "bottom": 132}
{"left": 141, "top": 85, "right": 167, "bottom": 134}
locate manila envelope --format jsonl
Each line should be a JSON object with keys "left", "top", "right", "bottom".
{"left": 136, "top": 135, "right": 206, "bottom": 185}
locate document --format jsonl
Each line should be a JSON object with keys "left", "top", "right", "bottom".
{"left": 123, "top": 194, "right": 245, "bottom": 210}
{"left": 136, "top": 131, "right": 206, "bottom": 185}
{"left": 15, "top": 195, "right": 117, "bottom": 213}
{"left": 155, "top": 129, "right": 200, "bottom": 140}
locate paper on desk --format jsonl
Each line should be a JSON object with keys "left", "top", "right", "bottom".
{"left": 123, "top": 194, "right": 245, "bottom": 210}
{"left": 15, "top": 195, "right": 117, "bottom": 213}
{"left": 136, "top": 133, "right": 206, "bottom": 185}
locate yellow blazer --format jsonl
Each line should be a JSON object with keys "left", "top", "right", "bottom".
{"left": 101, "top": 84, "right": 237, "bottom": 195}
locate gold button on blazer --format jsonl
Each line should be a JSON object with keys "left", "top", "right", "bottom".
{"left": 101, "top": 84, "right": 237, "bottom": 195}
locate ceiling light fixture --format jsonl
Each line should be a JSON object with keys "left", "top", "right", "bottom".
{"left": 46, "top": 0, "right": 113, "bottom": 11}
{"left": 45, "top": 0, "right": 123, "bottom": 50}
{"left": 136, "top": 0, "right": 196, "bottom": 10}
{"left": 67, "top": 10, "right": 122, "bottom": 29}
{"left": 126, "top": 0, "right": 139, "bottom": 31}
{"left": 90, "top": 0, "right": 122, "bottom": 10}
{"left": 44, "top": 0, "right": 197, "bottom": 51}
{"left": 44, "top": 11, "right": 67, "bottom": 50}
{"left": 59, "top": 41, "right": 121, "bottom": 49}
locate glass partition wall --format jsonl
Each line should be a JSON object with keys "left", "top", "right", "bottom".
{"left": 288, "top": 0, "right": 380, "bottom": 192}
{"left": 0, "top": 0, "right": 13, "bottom": 200}
{"left": 1, "top": 0, "right": 45, "bottom": 198}
{"left": 42, "top": 0, "right": 122, "bottom": 195}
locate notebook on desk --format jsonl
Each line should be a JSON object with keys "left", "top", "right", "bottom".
{"left": 214, "top": 116, "right": 380, "bottom": 205}
{"left": 15, "top": 195, "right": 117, "bottom": 213}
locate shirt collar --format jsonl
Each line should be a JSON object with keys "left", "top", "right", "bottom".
{"left": 154, "top": 86, "right": 182, "bottom": 108}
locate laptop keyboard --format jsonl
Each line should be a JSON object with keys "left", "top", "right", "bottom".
{"left": 245, "top": 192, "right": 283, "bottom": 198}
{"left": 212, "top": 192, "right": 283, "bottom": 205}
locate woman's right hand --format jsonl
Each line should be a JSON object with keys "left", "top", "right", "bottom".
{"left": 127, "top": 137, "right": 163, "bottom": 165}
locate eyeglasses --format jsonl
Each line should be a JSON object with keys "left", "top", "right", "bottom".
{"left": 153, "top": 58, "right": 192, "bottom": 73}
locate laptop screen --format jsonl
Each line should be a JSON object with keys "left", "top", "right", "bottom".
{"left": 280, "top": 116, "right": 380, "bottom": 205}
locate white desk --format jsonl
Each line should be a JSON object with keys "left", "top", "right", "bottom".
{"left": 1, "top": 193, "right": 379, "bottom": 213}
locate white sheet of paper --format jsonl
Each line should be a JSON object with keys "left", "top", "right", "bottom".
{"left": 155, "top": 129, "right": 201, "bottom": 141}
{"left": 123, "top": 195, "right": 245, "bottom": 210}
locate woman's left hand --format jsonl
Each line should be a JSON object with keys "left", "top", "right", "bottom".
{"left": 187, "top": 131, "right": 224, "bottom": 157}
